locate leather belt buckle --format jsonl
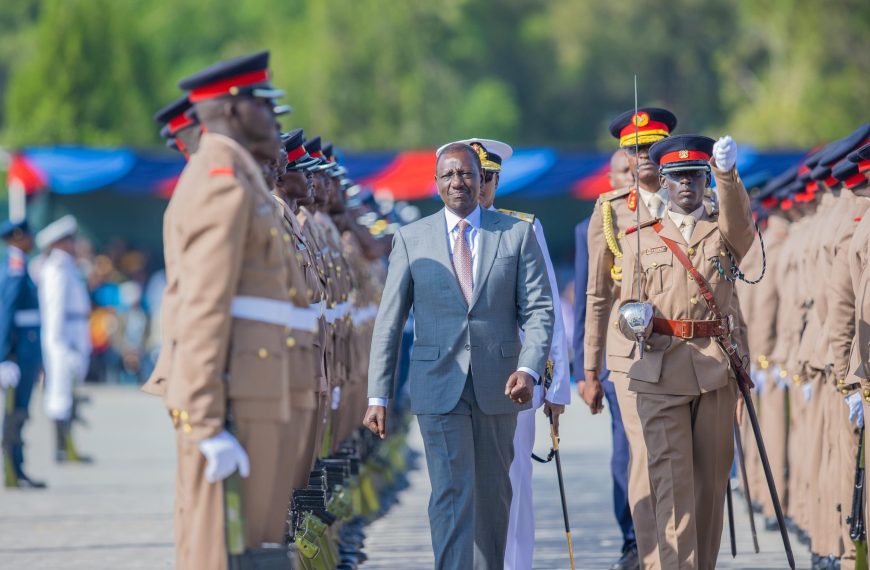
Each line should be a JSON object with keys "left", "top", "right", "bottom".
{"left": 679, "top": 320, "right": 694, "bottom": 339}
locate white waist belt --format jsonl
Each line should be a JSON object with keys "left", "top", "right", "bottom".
{"left": 324, "top": 301, "right": 352, "bottom": 324}
{"left": 352, "top": 304, "right": 379, "bottom": 326}
{"left": 231, "top": 296, "right": 319, "bottom": 332}
{"left": 14, "top": 310, "right": 41, "bottom": 327}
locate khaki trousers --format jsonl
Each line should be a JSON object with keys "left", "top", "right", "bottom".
{"left": 636, "top": 382, "right": 738, "bottom": 570}
{"left": 172, "top": 409, "right": 317, "bottom": 570}
{"left": 759, "top": 376, "right": 788, "bottom": 518}
{"left": 834, "top": 390, "right": 859, "bottom": 569}
{"left": 787, "top": 380, "right": 805, "bottom": 527}
{"left": 612, "top": 371, "right": 660, "bottom": 569}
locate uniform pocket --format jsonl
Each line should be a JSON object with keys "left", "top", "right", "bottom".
{"left": 640, "top": 250, "right": 673, "bottom": 296}
{"left": 226, "top": 323, "right": 287, "bottom": 400}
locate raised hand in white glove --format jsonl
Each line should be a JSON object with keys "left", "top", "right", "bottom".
{"left": 198, "top": 430, "right": 250, "bottom": 483}
{"left": 712, "top": 135, "right": 737, "bottom": 171}
{"left": 0, "top": 361, "right": 21, "bottom": 389}
{"left": 845, "top": 393, "right": 864, "bottom": 428}
{"left": 802, "top": 382, "right": 813, "bottom": 402}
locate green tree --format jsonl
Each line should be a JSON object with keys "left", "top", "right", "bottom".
{"left": 4, "top": 0, "right": 160, "bottom": 147}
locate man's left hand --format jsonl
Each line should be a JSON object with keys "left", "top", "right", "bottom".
{"left": 543, "top": 400, "right": 565, "bottom": 434}
{"left": 505, "top": 371, "right": 534, "bottom": 405}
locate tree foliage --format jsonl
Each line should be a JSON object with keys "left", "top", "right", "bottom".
{"left": 1, "top": 0, "right": 867, "bottom": 150}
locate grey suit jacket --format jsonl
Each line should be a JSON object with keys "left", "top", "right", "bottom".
{"left": 368, "top": 207, "right": 554, "bottom": 415}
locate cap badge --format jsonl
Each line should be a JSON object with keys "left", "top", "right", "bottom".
{"left": 679, "top": 150, "right": 690, "bottom": 159}
{"left": 632, "top": 112, "right": 650, "bottom": 128}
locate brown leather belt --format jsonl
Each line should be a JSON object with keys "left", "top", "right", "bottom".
{"left": 652, "top": 317, "right": 729, "bottom": 339}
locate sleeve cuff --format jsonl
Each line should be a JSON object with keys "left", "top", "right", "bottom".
{"left": 517, "top": 367, "right": 540, "bottom": 382}
{"left": 368, "top": 397, "right": 388, "bottom": 407}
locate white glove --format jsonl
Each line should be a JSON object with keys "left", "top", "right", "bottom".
{"left": 802, "top": 382, "right": 813, "bottom": 402}
{"left": 198, "top": 430, "right": 250, "bottom": 483}
{"left": 846, "top": 393, "right": 864, "bottom": 428}
{"left": 713, "top": 135, "right": 737, "bottom": 171}
{"left": 0, "top": 361, "right": 21, "bottom": 389}
{"left": 331, "top": 386, "right": 341, "bottom": 411}
{"left": 751, "top": 368, "right": 766, "bottom": 395}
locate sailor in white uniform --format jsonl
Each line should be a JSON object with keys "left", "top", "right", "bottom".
{"left": 438, "top": 138, "right": 571, "bottom": 569}
{"left": 35, "top": 215, "right": 92, "bottom": 462}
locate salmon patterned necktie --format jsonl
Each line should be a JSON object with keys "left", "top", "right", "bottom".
{"left": 453, "top": 219, "right": 473, "bottom": 304}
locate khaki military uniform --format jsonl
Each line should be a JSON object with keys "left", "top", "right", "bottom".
{"left": 585, "top": 185, "right": 664, "bottom": 568}
{"left": 615, "top": 165, "right": 755, "bottom": 570}
{"left": 144, "top": 133, "right": 313, "bottom": 569}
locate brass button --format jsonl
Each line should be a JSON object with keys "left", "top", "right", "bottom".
{"left": 720, "top": 250, "right": 727, "bottom": 256}
{"left": 688, "top": 247, "right": 696, "bottom": 255}
{"left": 171, "top": 409, "right": 180, "bottom": 418}
{"left": 779, "top": 370, "right": 788, "bottom": 378}
{"left": 270, "top": 228, "right": 279, "bottom": 237}
{"left": 651, "top": 262, "right": 658, "bottom": 268}
{"left": 183, "top": 424, "right": 192, "bottom": 434}
{"left": 283, "top": 234, "right": 291, "bottom": 243}
{"left": 864, "top": 389, "right": 870, "bottom": 397}
{"left": 288, "top": 287, "right": 297, "bottom": 298}
{"left": 286, "top": 337, "right": 297, "bottom": 347}
{"left": 180, "top": 410, "right": 189, "bottom": 421}
{"left": 841, "top": 388, "right": 849, "bottom": 395}
{"left": 690, "top": 296, "right": 698, "bottom": 305}
{"left": 258, "top": 348, "right": 269, "bottom": 359}
{"left": 792, "top": 374, "right": 800, "bottom": 383}
{"left": 645, "top": 344, "right": 652, "bottom": 351}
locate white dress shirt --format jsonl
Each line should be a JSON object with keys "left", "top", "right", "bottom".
{"left": 368, "top": 205, "right": 543, "bottom": 408}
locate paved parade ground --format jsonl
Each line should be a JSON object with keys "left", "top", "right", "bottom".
{"left": 0, "top": 385, "right": 811, "bottom": 569}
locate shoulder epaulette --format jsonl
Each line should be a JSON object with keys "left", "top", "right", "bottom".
{"left": 497, "top": 208, "right": 535, "bottom": 223}
{"left": 601, "top": 185, "right": 633, "bottom": 202}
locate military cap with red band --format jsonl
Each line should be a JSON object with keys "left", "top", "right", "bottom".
{"left": 178, "top": 50, "right": 285, "bottom": 102}
{"left": 153, "top": 95, "right": 198, "bottom": 136}
{"left": 282, "top": 129, "right": 319, "bottom": 171}
{"left": 608, "top": 107, "right": 678, "bottom": 148}
{"left": 649, "top": 134, "right": 715, "bottom": 173}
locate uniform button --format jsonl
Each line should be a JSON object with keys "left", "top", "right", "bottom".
{"left": 171, "top": 409, "right": 180, "bottom": 418}
{"left": 690, "top": 296, "right": 698, "bottom": 305}
{"left": 651, "top": 262, "right": 658, "bottom": 268}
{"left": 270, "top": 228, "right": 279, "bottom": 237}
{"left": 841, "top": 388, "right": 849, "bottom": 395}
{"left": 779, "top": 369, "right": 788, "bottom": 378}
{"left": 258, "top": 348, "right": 269, "bottom": 359}
{"left": 687, "top": 247, "right": 696, "bottom": 255}
{"left": 283, "top": 234, "right": 291, "bottom": 243}
{"left": 720, "top": 250, "right": 727, "bottom": 256}
{"left": 286, "top": 337, "right": 296, "bottom": 347}
{"left": 183, "top": 424, "right": 192, "bottom": 434}
{"left": 464, "top": 344, "right": 470, "bottom": 350}
{"left": 645, "top": 344, "right": 652, "bottom": 351}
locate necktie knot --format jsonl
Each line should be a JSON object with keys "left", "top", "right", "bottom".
{"left": 458, "top": 219, "right": 470, "bottom": 233}
{"left": 647, "top": 194, "right": 664, "bottom": 217}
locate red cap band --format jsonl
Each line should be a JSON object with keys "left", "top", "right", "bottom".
{"left": 825, "top": 175, "right": 839, "bottom": 186}
{"left": 619, "top": 120, "right": 671, "bottom": 141}
{"left": 168, "top": 114, "right": 195, "bottom": 134}
{"left": 781, "top": 198, "right": 793, "bottom": 210}
{"left": 286, "top": 145, "right": 306, "bottom": 162}
{"left": 859, "top": 160, "right": 870, "bottom": 173}
{"left": 659, "top": 150, "right": 711, "bottom": 165}
{"left": 189, "top": 70, "right": 270, "bottom": 102}
{"left": 845, "top": 172, "right": 866, "bottom": 189}
{"left": 310, "top": 151, "right": 324, "bottom": 158}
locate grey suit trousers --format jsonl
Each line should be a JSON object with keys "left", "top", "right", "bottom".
{"left": 417, "top": 373, "right": 518, "bottom": 570}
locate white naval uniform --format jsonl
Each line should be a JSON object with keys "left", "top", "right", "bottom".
{"left": 38, "top": 249, "right": 91, "bottom": 421}
{"left": 502, "top": 211, "right": 571, "bottom": 570}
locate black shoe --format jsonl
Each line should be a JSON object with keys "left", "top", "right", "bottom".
{"left": 8, "top": 472, "right": 47, "bottom": 489}
{"left": 610, "top": 545, "right": 640, "bottom": 570}
{"left": 764, "top": 516, "right": 779, "bottom": 531}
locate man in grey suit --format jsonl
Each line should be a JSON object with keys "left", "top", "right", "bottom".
{"left": 364, "top": 142, "right": 555, "bottom": 569}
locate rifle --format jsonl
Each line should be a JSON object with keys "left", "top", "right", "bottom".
{"left": 848, "top": 427, "right": 866, "bottom": 570}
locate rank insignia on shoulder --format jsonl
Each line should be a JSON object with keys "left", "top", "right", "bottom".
{"left": 496, "top": 208, "right": 535, "bottom": 223}
{"left": 604, "top": 186, "right": 632, "bottom": 201}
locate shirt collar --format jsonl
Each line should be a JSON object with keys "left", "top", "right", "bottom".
{"left": 667, "top": 205, "right": 704, "bottom": 227}
{"left": 444, "top": 205, "right": 481, "bottom": 232}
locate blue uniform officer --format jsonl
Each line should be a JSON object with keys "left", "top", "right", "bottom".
{"left": 0, "top": 219, "right": 45, "bottom": 489}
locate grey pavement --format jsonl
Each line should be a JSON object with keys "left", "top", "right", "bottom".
{"left": 0, "top": 385, "right": 811, "bottom": 569}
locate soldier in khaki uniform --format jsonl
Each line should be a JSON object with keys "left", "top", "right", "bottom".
{"left": 613, "top": 135, "right": 754, "bottom": 569}
{"left": 583, "top": 107, "right": 678, "bottom": 569}
{"left": 142, "top": 51, "right": 311, "bottom": 569}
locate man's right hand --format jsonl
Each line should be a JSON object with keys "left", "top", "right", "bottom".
{"left": 0, "top": 361, "right": 21, "bottom": 389}
{"left": 579, "top": 370, "right": 605, "bottom": 415}
{"left": 363, "top": 405, "right": 387, "bottom": 439}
